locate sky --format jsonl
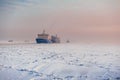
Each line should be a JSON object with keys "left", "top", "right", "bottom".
{"left": 0, "top": 0, "right": 120, "bottom": 42}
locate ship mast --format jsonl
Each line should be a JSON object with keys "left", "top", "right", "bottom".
{"left": 43, "top": 30, "right": 45, "bottom": 34}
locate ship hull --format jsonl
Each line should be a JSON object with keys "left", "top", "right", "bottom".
{"left": 36, "top": 38, "right": 51, "bottom": 43}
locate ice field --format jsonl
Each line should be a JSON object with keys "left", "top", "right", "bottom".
{"left": 0, "top": 43, "right": 120, "bottom": 80}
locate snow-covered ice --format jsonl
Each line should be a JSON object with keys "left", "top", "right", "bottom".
{"left": 0, "top": 43, "right": 120, "bottom": 80}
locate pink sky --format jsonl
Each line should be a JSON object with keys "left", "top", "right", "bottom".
{"left": 0, "top": 0, "right": 120, "bottom": 43}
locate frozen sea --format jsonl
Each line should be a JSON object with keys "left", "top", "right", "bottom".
{"left": 0, "top": 43, "right": 120, "bottom": 80}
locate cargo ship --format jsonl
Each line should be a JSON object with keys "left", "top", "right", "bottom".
{"left": 36, "top": 30, "right": 60, "bottom": 43}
